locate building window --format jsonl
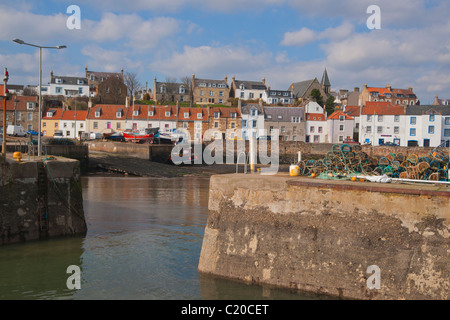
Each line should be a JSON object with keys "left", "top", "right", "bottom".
{"left": 197, "top": 113, "right": 202, "bottom": 119}
{"left": 367, "top": 115, "right": 372, "bottom": 122}
{"left": 410, "top": 128, "right": 416, "bottom": 136}
{"left": 339, "top": 136, "right": 344, "bottom": 142}
{"left": 444, "top": 129, "right": 450, "bottom": 136}
{"left": 148, "top": 111, "right": 154, "bottom": 116}
{"left": 56, "top": 87, "right": 62, "bottom": 94}
{"left": 445, "top": 117, "right": 450, "bottom": 125}
{"left": 55, "top": 123, "right": 58, "bottom": 128}
{"left": 318, "top": 127, "right": 323, "bottom": 133}
{"left": 339, "top": 115, "right": 345, "bottom": 122}
{"left": 243, "top": 120, "right": 248, "bottom": 127}
{"left": 27, "top": 113, "right": 33, "bottom": 121}
{"left": 339, "top": 125, "right": 344, "bottom": 131}
{"left": 165, "top": 111, "right": 171, "bottom": 117}
{"left": 377, "top": 126, "right": 383, "bottom": 133}
{"left": 429, "top": 114, "right": 435, "bottom": 122}
{"left": 410, "top": 117, "right": 416, "bottom": 125}
{"left": 210, "top": 91, "right": 214, "bottom": 97}
{"left": 214, "top": 122, "right": 219, "bottom": 128}
{"left": 428, "top": 126, "right": 435, "bottom": 134}
{"left": 95, "top": 111, "right": 100, "bottom": 118}
{"left": 200, "top": 90, "right": 204, "bottom": 96}
{"left": 281, "top": 126, "right": 286, "bottom": 133}
{"left": 133, "top": 110, "right": 139, "bottom": 116}
{"left": 116, "top": 112, "right": 122, "bottom": 118}
{"left": 94, "top": 122, "right": 98, "bottom": 129}
{"left": 252, "top": 120, "right": 257, "bottom": 128}
{"left": 43, "top": 122, "right": 46, "bottom": 128}
{"left": 214, "top": 112, "right": 220, "bottom": 119}
{"left": 367, "top": 126, "right": 372, "bottom": 133}
{"left": 184, "top": 112, "right": 189, "bottom": 118}
{"left": 310, "top": 126, "right": 315, "bottom": 133}
{"left": 378, "top": 115, "right": 383, "bottom": 122}
{"left": 394, "top": 127, "right": 399, "bottom": 134}
{"left": 231, "top": 122, "right": 236, "bottom": 129}
{"left": 394, "top": 115, "right": 400, "bottom": 122}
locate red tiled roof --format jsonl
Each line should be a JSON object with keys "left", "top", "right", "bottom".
{"left": 42, "top": 108, "right": 64, "bottom": 120}
{"left": 178, "top": 107, "right": 209, "bottom": 121}
{"left": 367, "top": 86, "right": 415, "bottom": 97}
{"left": 209, "top": 106, "right": 241, "bottom": 118}
{"left": 61, "top": 110, "right": 88, "bottom": 121}
{"left": 0, "top": 95, "right": 39, "bottom": 111}
{"left": 126, "top": 104, "right": 179, "bottom": 121}
{"left": 362, "top": 102, "right": 406, "bottom": 115}
{"left": 306, "top": 113, "right": 326, "bottom": 121}
{"left": 87, "top": 104, "right": 127, "bottom": 120}
{"left": 344, "top": 106, "right": 361, "bottom": 117}
{"left": 328, "top": 110, "right": 354, "bottom": 120}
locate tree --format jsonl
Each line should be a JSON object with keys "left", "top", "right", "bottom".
{"left": 325, "top": 95, "right": 336, "bottom": 115}
{"left": 310, "top": 89, "right": 324, "bottom": 107}
{"left": 124, "top": 72, "right": 142, "bottom": 101}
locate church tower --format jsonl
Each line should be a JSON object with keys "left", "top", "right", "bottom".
{"left": 321, "top": 68, "right": 331, "bottom": 95}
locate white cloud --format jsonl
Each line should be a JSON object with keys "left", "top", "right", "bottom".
{"left": 150, "top": 45, "right": 272, "bottom": 78}
{"left": 281, "top": 28, "right": 316, "bottom": 47}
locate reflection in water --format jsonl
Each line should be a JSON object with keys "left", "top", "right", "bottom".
{"left": 0, "top": 176, "right": 327, "bottom": 300}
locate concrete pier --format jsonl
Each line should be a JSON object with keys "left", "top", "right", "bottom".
{"left": 0, "top": 156, "right": 87, "bottom": 245}
{"left": 198, "top": 174, "right": 449, "bottom": 300}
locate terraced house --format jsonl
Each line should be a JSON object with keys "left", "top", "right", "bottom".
{"left": 264, "top": 106, "right": 305, "bottom": 142}
{"left": 86, "top": 104, "right": 127, "bottom": 135}
{"left": 177, "top": 107, "right": 209, "bottom": 142}
{"left": 126, "top": 104, "right": 179, "bottom": 133}
{"left": 230, "top": 76, "right": 267, "bottom": 101}
{"left": 208, "top": 106, "right": 241, "bottom": 140}
{"left": 153, "top": 77, "right": 191, "bottom": 105}
{"left": 1, "top": 95, "right": 39, "bottom": 132}
{"left": 41, "top": 108, "right": 64, "bottom": 137}
{"left": 358, "top": 84, "right": 418, "bottom": 106}
{"left": 192, "top": 74, "right": 230, "bottom": 105}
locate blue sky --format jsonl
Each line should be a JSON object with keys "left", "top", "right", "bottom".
{"left": 1, "top": 0, "right": 449, "bottom": 104}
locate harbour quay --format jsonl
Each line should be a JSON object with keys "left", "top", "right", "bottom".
{"left": 199, "top": 173, "right": 449, "bottom": 300}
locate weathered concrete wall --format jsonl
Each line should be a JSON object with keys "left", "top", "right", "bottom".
{"left": 199, "top": 174, "right": 450, "bottom": 300}
{"left": 87, "top": 141, "right": 173, "bottom": 163}
{"left": 6, "top": 144, "right": 89, "bottom": 173}
{"left": 0, "top": 158, "right": 87, "bottom": 245}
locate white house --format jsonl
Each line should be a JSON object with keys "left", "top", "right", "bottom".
{"left": 305, "top": 101, "right": 328, "bottom": 143}
{"left": 404, "top": 105, "right": 450, "bottom": 147}
{"left": 262, "top": 88, "right": 294, "bottom": 105}
{"left": 60, "top": 110, "right": 88, "bottom": 139}
{"left": 359, "top": 102, "right": 406, "bottom": 146}
{"left": 327, "top": 110, "right": 355, "bottom": 143}
{"left": 46, "top": 72, "right": 89, "bottom": 97}
{"left": 239, "top": 100, "right": 265, "bottom": 140}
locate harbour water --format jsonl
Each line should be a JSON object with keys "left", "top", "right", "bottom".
{"left": 0, "top": 176, "right": 329, "bottom": 300}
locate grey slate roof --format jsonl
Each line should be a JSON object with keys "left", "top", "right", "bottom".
{"left": 194, "top": 78, "right": 228, "bottom": 87}
{"left": 405, "top": 105, "right": 450, "bottom": 116}
{"left": 241, "top": 103, "right": 265, "bottom": 115}
{"left": 51, "top": 76, "right": 88, "bottom": 85}
{"left": 264, "top": 106, "right": 304, "bottom": 122}
{"left": 235, "top": 80, "right": 266, "bottom": 90}
{"left": 288, "top": 79, "right": 315, "bottom": 98}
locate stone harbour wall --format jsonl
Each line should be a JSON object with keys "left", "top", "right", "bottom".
{"left": 0, "top": 158, "right": 87, "bottom": 245}
{"left": 198, "top": 174, "right": 450, "bottom": 300}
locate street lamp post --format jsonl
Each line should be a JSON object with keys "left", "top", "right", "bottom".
{"left": 13, "top": 39, "right": 66, "bottom": 157}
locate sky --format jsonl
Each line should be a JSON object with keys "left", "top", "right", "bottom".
{"left": 0, "top": 0, "right": 449, "bottom": 104}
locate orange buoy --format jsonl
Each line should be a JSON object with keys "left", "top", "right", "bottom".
{"left": 352, "top": 176, "right": 357, "bottom": 181}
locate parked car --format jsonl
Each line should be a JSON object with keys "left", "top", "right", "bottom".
{"left": 7, "top": 125, "right": 27, "bottom": 137}
{"left": 26, "top": 130, "right": 42, "bottom": 136}
{"left": 89, "top": 132, "right": 103, "bottom": 140}
{"left": 257, "top": 135, "right": 272, "bottom": 141}
{"left": 108, "top": 132, "right": 125, "bottom": 142}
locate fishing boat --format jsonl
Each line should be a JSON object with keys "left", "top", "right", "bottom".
{"left": 123, "top": 128, "right": 159, "bottom": 142}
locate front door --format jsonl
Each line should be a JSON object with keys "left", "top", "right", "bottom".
{"left": 423, "top": 139, "right": 430, "bottom": 147}
{"left": 379, "top": 138, "right": 385, "bottom": 145}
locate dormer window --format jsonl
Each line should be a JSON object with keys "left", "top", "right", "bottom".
{"left": 116, "top": 111, "right": 122, "bottom": 118}
{"left": 27, "top": 102, "right": 36, "bottom": 110}
{"left": 231, "top": 112, "right": 237, "bottom": 119}
{"left": 95, "top": 108, "right": 101, "bottom": 118}
{"left": 46, "top": 111, "right": 54, "bottom": 117}
{"left": 179, "top": 86, "right": 185, "bottom": 94}
{"left": 77, "top": 79, "right": 84, "bottom": 85}
{"left": 214, "top": 112, "right": 220, "bottom": 119}
{"left": 165, "top": 111, "right": 171, "bottom": 117}
{"left": 160, "top": 85, "right": 166, "bottom": 93}
{"left": 55, "top": 78, "right": 63, "bottom": 84}
{"left": 240, "top": 84, "right": 245, "bottom": 90}
{"left": 148, "top": 111, "right": 154, "bottom": 116}
{"left": 339, "top": 115, "right": 345, "bottom": 122}
{"left": 250, "top": 109, "right": 257, "bottom": 117}
{"left": 133, "top": 110, "right": 139, "bottom": 116}
{"left": 197, "top": 113, "right": 202, "bottom": 119}
{"left": 184, "top": 112, "right": 189, "bottom": 118}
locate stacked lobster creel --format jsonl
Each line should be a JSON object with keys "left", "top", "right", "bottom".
{"left": 297, "top": 142, "right": 449, "bottom": 181}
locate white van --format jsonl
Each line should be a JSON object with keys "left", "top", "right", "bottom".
{"left": 7, "top": 125, "right": 27, "bottom": 137}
